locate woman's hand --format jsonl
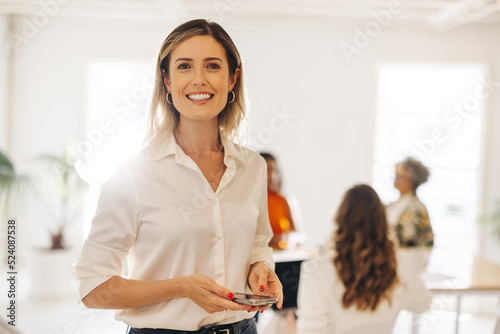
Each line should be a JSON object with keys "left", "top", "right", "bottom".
{"left": 247, "top": 261, "right": 284, "bottom": 312}
{"left": 183, "top": 274, "right": 249, "bottom": 314}
{"left": 269, "top": 233, "right": 289, "bottom": 251}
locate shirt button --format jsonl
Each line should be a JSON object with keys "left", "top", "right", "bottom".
{"left": 217, "top": 234, "right": 223, "bottom": 240}
{"left": 217, "top": 271, "right": 224, "bottom": 277}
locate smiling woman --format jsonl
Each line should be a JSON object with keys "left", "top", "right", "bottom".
{"left": 145, "top": 20, "right": 246, "bottom": 147}
{"left": 71, "top": 18, "right": 283, "bottom": 334}
{"left": 163, "top": 35, "right": 239, "bottom": 130}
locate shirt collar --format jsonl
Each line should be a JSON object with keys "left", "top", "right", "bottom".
{"left": 221, "top": 138, "right": 246, "bottom": 165}
{"left": 142, "top": 131, "right": 246, "bottom": 165}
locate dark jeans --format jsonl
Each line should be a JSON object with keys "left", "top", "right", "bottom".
{"left": 128, "top": 318, "right": 257, "bottom": 334}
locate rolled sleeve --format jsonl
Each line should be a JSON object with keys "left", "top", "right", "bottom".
{"left": 71, "top": 167, "right": 141, "bottom": 301}
{"left": 250, "top": 159, "right": 274, "bottom": 270}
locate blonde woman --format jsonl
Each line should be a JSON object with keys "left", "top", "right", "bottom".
{"left": 72, "top": 19, "right": 283, "bottom": 334}
{"left": 296, "top": 185, "right": 431, "bottom": 334}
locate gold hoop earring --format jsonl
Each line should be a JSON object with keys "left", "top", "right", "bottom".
{"left": 167, "top": 92, "right": 173, "bottom": 105}
{"left": 228, "top": 91, "right": 235, "bottom": 104}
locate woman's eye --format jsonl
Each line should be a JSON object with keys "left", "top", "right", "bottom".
{"left": 207, "top": 63, "right": 220, "bottom": 69}
{"left": 177, "top": 64, "right": 190, "bottom": 70}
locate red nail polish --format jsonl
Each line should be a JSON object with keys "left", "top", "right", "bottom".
{"left": 259, "top": 285, "right": 265, "bottom": 291}
{"left": 228, "top": 292, "right": 234, "bottom": 299}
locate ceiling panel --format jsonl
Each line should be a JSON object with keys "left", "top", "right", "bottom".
{"left": 0, "top": 0, "right": 498, "bottom": 32}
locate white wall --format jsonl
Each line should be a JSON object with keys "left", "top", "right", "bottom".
{"left": 227, "top": 17, "right": 500, "bottom": 258}
{"left": 0, "top": 15, "right": 9, "bottom": 150}
{"left": 7, "top": 15, "right": 500, "bottom": 261}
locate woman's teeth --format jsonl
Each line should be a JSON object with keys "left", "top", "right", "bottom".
{"left": 187, "top": 94, "right": 213, "bottom": 101}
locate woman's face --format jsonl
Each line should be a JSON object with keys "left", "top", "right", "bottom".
{"left": 394, "top": 165, "right": 414, "bottom": 196}
{"left": 265, "top": 158, "right": 281, "bottom": 193}
{"left": 163, "top": 35, "right": 239, "bottom": 124}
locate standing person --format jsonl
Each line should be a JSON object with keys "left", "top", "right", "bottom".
{"left": 260, "top": 152, "right": 296, "bottom": 251}
{"left": 386, "top": 157, "right": 434, "bottom": 249}
{"left": 71, "top": 19, "right": 283, "bottom": 334}
{"left": 259, "top": 152, "right": 306, "bottom": 332}
{"left": 296, "top": 185, "right": 431, "bottom": 334}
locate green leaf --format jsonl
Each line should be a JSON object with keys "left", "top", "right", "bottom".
{"left": 0, "top": 150, "right": 35, "bottom": 213}
{"left": 0, "top": 150, "right": 14, "bottom": 170}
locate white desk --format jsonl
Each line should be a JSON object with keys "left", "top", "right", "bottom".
{"left": 272, "top": 248, "right": 313, "bottom": 263}
{"left": 415, "top": 251, "right": 500, "bottom": 334}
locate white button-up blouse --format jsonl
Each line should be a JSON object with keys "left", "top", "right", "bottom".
{"left": 71, "top": 134, "right": 274, "bottom": 330}
{"left": 296, "top": 249, "right": 432, "bottom": 334}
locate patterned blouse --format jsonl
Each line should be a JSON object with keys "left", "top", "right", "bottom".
{"left": 388, "top": 195, "right": 434, "bottom": 248}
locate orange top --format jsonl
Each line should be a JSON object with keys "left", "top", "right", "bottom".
{"left": 268, "top": 191, "right": 294, "bottom": 235}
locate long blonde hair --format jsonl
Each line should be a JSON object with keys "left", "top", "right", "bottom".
{"left": 333, "top": 184, "right": 398, "bottom": 311}
{"left": 144, "top": 19, "right": 245, "bottom": 146}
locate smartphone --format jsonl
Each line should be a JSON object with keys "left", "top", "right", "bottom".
{"left": 232, "top": 293, "right": 278, "bottom": 306}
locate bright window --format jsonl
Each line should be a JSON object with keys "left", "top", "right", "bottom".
{"left": 82, "top": 61, "right": 154, "bottom": 237}
{"left": 372, "top": 64, "right": 488, "bottom": 256}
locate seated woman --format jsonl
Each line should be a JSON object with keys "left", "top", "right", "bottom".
{"left": 296, "top": 184, "right": 432, "bottom": 334}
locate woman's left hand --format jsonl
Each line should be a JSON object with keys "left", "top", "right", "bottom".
{"left": 247, "top": 261, "right": 283, "bottom": 312}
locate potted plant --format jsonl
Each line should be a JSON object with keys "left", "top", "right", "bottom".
{"left": 0, "top": 151, "right": 36, "bottom": 213}
{"left": 0, "top": 148, "right": 88, "bottom": 298}
{"left": 34, "top": 150, "right": 88, "bottom": 249}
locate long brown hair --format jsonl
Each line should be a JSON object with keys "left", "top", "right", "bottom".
{"left": 333, "top": 184, "right": 398, "bottom": 311}
{"left": 144, "top": 19, "right": 245, "bottom": 146}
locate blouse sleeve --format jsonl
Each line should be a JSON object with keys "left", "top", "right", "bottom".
{"left": 249, "top": 157, "right": 274, "bottom": 269}
{"left": 296, "top": 258, "right": 335, "bottom": 334}
{"left": 415, "top": 204, "right": 434, "bottom": 247}
{"left": 398, "top": 250, "right": 433, "bottom": 313}
{"left": 396, "top": 199, "right": 434, "bottom": 248}
{"left": 70, "top": 167, "right": 141, "bottom": 301}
